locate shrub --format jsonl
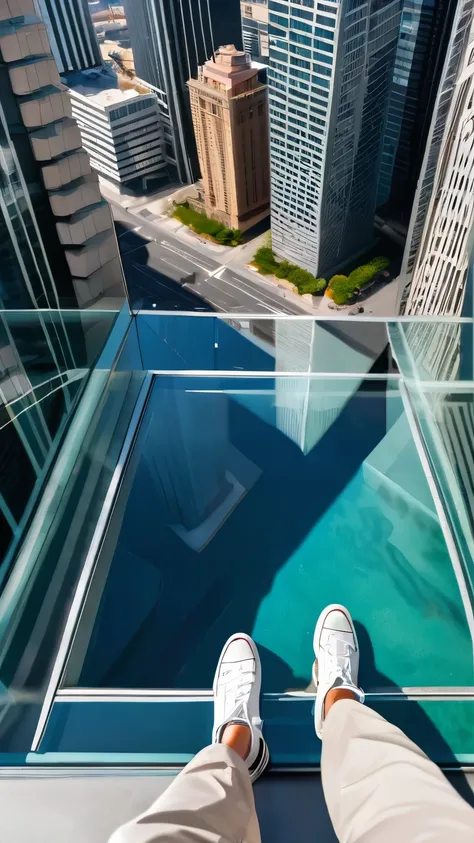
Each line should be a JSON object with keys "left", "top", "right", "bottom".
{"left": 327, "top": 274, "right": 352, "bottom": 305}
{"left": 313, "top": 277, "right": 327, "bottom": 294}
{"left": 173, "top": 203, "right": 240, "bottom": 246}
{"left": 368, "top": 256, "right": 390, "bottom": 273}
{"left": 347, "top": 256, "right": 390, "bottom": 290}
{"left": 288, "top": 268, "right": 314, "bottom": 287}
{"left": 254, "top": 246, "right": 276, "bottom": 265}
{"left": 253, "top": 246, "right": 279, "bottom": 274}
{"left": 216, "top": 229, "right": 232, "bottom": 244}
{"left": 275, "top": 260, "right": 296, "bottom": 279}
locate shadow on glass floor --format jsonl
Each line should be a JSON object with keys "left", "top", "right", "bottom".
{"left": 62, "top": 370, "right": 474, "bottom": 696}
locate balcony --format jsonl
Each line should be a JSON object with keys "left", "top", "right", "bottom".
{"left": 0, "top": 308, "right": 473, "bottom": 837}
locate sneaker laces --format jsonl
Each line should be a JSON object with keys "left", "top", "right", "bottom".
{"left": 326, "top": 634, "right": 356, "bottom": 688}
{"left": 221, "top": 661, "right": 255, "bottom": 711}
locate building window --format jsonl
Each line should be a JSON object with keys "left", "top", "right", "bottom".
{"left": 316, "top": 13, "right": 336, "bottom": 26}
{"left": 249, "top": 106, "right": 254, "bottom": 118}
{"left": 258, "top": 103, "right": 263, "bottom": 115}
{"left": 245, "top": 5, "right": 252, "bottom": 15}
{"left": 211, "top": 103, "right": 217, "bottom": 114}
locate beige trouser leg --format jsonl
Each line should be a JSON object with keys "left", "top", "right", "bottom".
{"left": 109, "top": 744, "right": 260, "bottom": 843}
{"left": 322, "top": 699, "right": 474, "bottom": 843}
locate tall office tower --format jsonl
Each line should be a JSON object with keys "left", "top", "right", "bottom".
{"left": 403, "top": 20, "right": 474, "bottom": 316}
{"left": 241, "top": 0, "right": 269, "bottom": 62}
{"left": 398, "top": 0, "right": 474, "bottom": 308}
{"left": 268, "top": 0, "right": 401, "bottom": 277}
{"left": 188, "top": 46, "right": 270, "bottom": 232}
{"left": 123, "top": 0, "right": 243, "bottom": 184}
{"left": 36, "top": 0, "right": 102, "bottom": 73}
{"left": 0, "top": 0, "right": 124, "bottom": 309}
{"left": 377, "top": 0, "right": 457, "bottom": 216}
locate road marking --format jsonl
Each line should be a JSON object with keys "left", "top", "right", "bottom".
{"left": 217, "top": 274, "right": 283, "bottom": 313}
{"left": 159, "top": 256, "right": 190, "bottom": 275}
{"left": 132, "top": 263, "right": 210, "bottom": 308}
{"left": 133, "top": 226, "right": 142, "bottom": 232}
{"left": 160, "top": 241, "right": 217, "bottom": 272}
{"left": 120, "top": 243, "right": 148, "bottom": 256}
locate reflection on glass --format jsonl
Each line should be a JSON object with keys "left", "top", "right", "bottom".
{"left": 63, "top": 374, "right": 473, "bottom": 695}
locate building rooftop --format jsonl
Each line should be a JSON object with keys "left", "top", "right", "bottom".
{"left": 64, "top": 67, "right": 148, "bottom": 109}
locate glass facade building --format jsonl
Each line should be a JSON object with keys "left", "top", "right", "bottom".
{"left": 377, "top": 0, "right": 457, "bottom": 216}
{"left": 399, "top": 0, "right": 474, "bottom": 305}
{"left": 268, "top": 0, "right": 401, "bottom": 277}
{"left": 36, "top": 0, "right": 102, "bottom": 74}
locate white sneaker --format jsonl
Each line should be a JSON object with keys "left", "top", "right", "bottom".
{"left": 313, "top": 604, "right": 365, "bottom": 738}
{"left": 213, "top": 633, "right": 269, "bottom": 782}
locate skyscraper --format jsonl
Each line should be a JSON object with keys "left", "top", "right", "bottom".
{"left": 0, "top": 0, "right": 124, "bottom": 309}
{"left": 36, "top": 0, "right": 102, "bottom": 73}
{"left": 188, "top": 45, "right": 270, "bottom": 232}
{"left": 123, "top": 0, "right": 243, "bottom": 183}
{"left": 377, "top": 0, "right": 457, "bottom": 216}
{"left": 398, "top": 0, "right": 474, "bottom": 307}
{"left": 241, "top": 0, "right": 269, "bottom": 62}
{"left": 268, "top": 0, "right": 401, "bottom": 277}
{"left": 403, "top": 18, "right": 474, "bottom": 316}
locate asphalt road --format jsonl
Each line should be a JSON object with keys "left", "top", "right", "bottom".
{"left": 113, "top": 205, "right": 307, "bottom": 314}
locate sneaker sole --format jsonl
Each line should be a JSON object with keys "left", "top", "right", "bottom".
{"left": 250, "top": 736, "right": 269, "bottom": 782}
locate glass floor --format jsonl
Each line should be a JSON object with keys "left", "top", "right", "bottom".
{"left": 63, "top": 376, "right": 473, "bottom": 695}
{"left": 1, "top": 314, "right": 474, "bottom": 768}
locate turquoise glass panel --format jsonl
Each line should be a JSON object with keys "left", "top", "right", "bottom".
{"left": 37, "top": 698, "right": 474, "bottom": 767}
{"left": 63, "top": 374, "right": 473, "bottom": 694}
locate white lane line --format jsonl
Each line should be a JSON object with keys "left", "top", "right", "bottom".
{"left": 201, "top": 272, "right": 275, "bottom": 312}
{"left": 217, "top": 275, "right": 282, "bottom": 313}
{"left": 159, "top": 241, "right": 217, "bottom": 272}
{"left": 121, "top": 243, "right": 148, "bottom": 256}
{"left": 132, "top": 263, "right": 200, "bottom": 306}
{"left": 159, "top": 257, "right": 190, "bottom": 275}
{"left": 226, "top": 272, "right": 302, "bottom": 313}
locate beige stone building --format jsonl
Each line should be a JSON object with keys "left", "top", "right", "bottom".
{"left": 187, "top": 45, "right": 270, "bottom": 233}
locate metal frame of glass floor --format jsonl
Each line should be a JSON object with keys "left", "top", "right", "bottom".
{"left": 0, "top": 310, "right": 473, "bottom": 770}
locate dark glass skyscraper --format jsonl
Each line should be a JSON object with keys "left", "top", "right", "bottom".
{"left": 37, "top": 0, "right": 102, "bottom": 73}
{"left": 377, "top": 0, "right": 457, "bottom": 220}
{"left": 123, "top": 0, "right": 243, "bottom": 183}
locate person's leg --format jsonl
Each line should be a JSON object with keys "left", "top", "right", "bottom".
{"left": 313, "top": 605, "right": 474, "bottom": 843}
{"left": 109, "top": 634, "right": 268, "bottom": 843}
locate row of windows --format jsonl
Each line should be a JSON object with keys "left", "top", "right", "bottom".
{"left": 110, "top": 98, "right": 154, "bottom": 121}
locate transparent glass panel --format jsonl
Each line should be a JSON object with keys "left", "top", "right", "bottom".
{"left": 393, "top": 320, "right": 474, "bottom": 382}
{"left": 0, "top": 310, "right": 120, "bottom": 571}
{"left": 63, "top": 374, "right": 473, "bottom": 693}
{"left": 134, "top": 314, "right": 393, "bottom": 374}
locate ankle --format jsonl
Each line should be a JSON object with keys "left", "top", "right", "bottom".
{"left": 221, "top": 723, "right": 252, "bottom": 760}
{"left": 324, "top": 687, "right": 358, "bottom": 719}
